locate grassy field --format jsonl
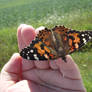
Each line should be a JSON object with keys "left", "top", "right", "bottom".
{"left": 0, "top": 0, "right": 92, "bottom": 91}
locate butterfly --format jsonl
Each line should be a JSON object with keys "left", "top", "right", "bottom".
{"left": 20, "top": 25, "right": 92, "bottom": 62}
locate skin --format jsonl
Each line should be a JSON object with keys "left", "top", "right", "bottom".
{"left": 0, "top": 24, "right": 86, "bottom": 92}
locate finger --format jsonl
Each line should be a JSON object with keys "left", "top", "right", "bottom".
{"left": 56, "top": 55, "right": 81, "bottom": 79}
{"left": 35, "top": 26, "right": 45, "bottom": 34}
{"left": 7, "top": 80, "right": 45, "bottom": 92}
{"left": 49, "top": 60, "right": 58, "bottom": 70}
{"left": 34, "top": 27, "right": 50, "bottom": 69}
{"left": 7, "top": 80, "right": 30, "bottom": 92}
{"left": 17, "top": 24, "right": 36, "bottom": 71}
{"left": 17, "top": 24, "right": 27, "bottom": 51}
{"left": 0, "top": 53, "right": 21, "bottom": 92}
{"left": 1, "top": 53, "right": 22, "bottom": 81}
{"left": 34, "top": 61, "right": 49, "bottom": 69}
{"left": 17, "top": 24, "right": 36, "bottom": 50}
{"left": 21, "top": 25, "right": 36, "bottom": 46}
{"left": 0, "top": 80, "right": 15, "bottom": 92}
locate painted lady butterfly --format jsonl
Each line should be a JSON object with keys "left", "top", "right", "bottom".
{"left": 20, "top": 26, "right": 92, "bottom": 62}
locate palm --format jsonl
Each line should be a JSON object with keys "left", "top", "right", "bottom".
{"left": 22, "top": 60, "right": 82, "bottom": 92}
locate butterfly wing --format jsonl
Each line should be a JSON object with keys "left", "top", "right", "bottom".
{"left": 36, "top": 28, "right": 52, "bottom": 47}
{"left": 52, "top": 25, "right": 69, "bottom": 34}
{"left": 20, "top": 38, "right": 56, "bottom": 60}
{"left": 37, "top": 26, "right": 69, "bottom": 47}
{"left": 67, "top": 30, "right": 92, "bottom": 53}
{"left": 51, "top": 25, "right": 92, "bottom": 54}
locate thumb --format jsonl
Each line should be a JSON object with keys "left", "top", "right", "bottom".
{"left": 0, "top": 53, "right": 22, "bottom": 81}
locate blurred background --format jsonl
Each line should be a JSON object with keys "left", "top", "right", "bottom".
{"left": 0, "top": 0, "right": 92, "bottom": 91}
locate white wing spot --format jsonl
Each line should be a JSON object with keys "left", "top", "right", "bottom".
{"left": 26, "top": 53, "right": 28, "bottom": 56}
{"left": 83, "top": 38, "right": 86, "bottom": 44}
{"left": 82, "top": 34, "right": 85, "bottom": 37}
{"left": 22, "top": 51, "right": 25, "bottom": 53}
{"left": 34, "top": 54, "right": 39, "bottom": 60}
{"left": 30, "top": 49, "right": 34, "bottom": 53}
{"left": 34, "top": 54, "right": 37, "bottom": 57}
{"left": 85, "top": 34, "right": 87, "bottom": 35}
{"left": 89, "top": 36, "right": 92, "bottom": 39}
{"left": 28, "top": 51, "right": 30, "bottom": 53}
{"left": 27, "top": 56, "right": 30, "bottom": 60}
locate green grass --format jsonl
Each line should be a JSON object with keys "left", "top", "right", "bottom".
{"left": 0, "top": 0, "right": 92, "bottom": 29}
{"left": 0, "top": 0, "right": 92, "bottom": 91}
{"left": 72, "top": 52, "right": 92, "bottom": 92}
{"left": 0, "top": 27, "right": 18, "bottom": 69}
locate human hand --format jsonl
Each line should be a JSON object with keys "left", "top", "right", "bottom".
{"left": 0, "top": 24, "right": 86, "bottom": 92}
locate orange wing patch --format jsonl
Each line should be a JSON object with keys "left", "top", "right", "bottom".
{"left": 68, "top": 32, "right": 81, "bottom": 53}
{"left": 37, "top": 28, "right": 51, "bottom": 46}
{"left": 68, "top": 33, "right": 80, "bottom": 43}
{"left": 44, "top": 46, "right": 50, "bottom": 53}
{"left": 52, "top": 25, "right": 69, "bottom": 35}
{"left": 34, "top": 42, "right": 45, "bottom": 56}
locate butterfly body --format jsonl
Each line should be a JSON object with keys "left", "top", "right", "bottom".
{"left": 20, "top": 26, "right": 92, "bottom": 62}
{"left": 47, "top": 30, "right": 70, "bottom": 61}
